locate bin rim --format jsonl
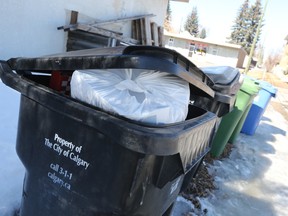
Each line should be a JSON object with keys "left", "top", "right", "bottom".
{"left": 244, "top": 75, "right": 277, "bottom": 97}
{"left": 256, "top": 81, "right": 277, "bottom": 97}
{"left": 0, "top": 60, "right": 218, "bottom": 156}
{"left": 5, "top": 46, "right": 215, "bottom": 98}
{"left": 240, "top": 77, "right": 261, "bottom": 96}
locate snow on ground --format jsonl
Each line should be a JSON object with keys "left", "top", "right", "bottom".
{"left": 173, "top": 89, "right": 288, "bottom": 216}
{"left": 1, "top": 79, "right": 288, "bottom": 216}
{"left": 198, "top": 105, "right": 288, "bottom": 216}
{"left": 0, "top": 81, "right": 24, "bottom": 216}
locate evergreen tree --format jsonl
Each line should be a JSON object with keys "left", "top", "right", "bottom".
{"left": 199, "top": 28, "right": 207, "bottom": 39}
{"left": 184, "top": 7, "right": 199, "bottom": 37}
{"left": 164, "top": 0, "right": 173, "bottom": 31}
{"left": 229, "top": 0, "right": 264, "bottom": 55}
{"left": 229, "top": 0, "right": 250, "bottom": 47}
{"left": 245, "top": 0, "right": 263, "bottom": 54}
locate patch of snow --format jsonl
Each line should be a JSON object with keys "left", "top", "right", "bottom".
{"left": 0, "top": 81, "right": 24, "bottom": 216}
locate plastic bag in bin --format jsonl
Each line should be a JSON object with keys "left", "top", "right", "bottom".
{"left": 70, "top": 69, "right": 190, "bottom": 125}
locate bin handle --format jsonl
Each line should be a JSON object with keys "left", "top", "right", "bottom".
{"left": 0, "top": 61, "right": 30, "bottom": 94}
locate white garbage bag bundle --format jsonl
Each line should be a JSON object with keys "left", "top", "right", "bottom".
{"left": 70, "top": 69, "right": 190, "bottom": 125}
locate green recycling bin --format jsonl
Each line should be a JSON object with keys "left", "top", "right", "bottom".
{"left": 228, "top": 99, "right": 253, "bottom": 144}
{"left": 210, "top": 77, "right": 260, "bottom": 157}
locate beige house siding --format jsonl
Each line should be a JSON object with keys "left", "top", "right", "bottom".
{"left": 164, "top": 31, "right": 247, "bottom": 68}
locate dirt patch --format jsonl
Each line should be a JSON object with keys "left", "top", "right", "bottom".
{"left": 246, "top": 70, "right": 288, "bottom": 89}
{"left": 247, "top": 70, "right": 288, "bottom": 124}
{"left": 181, "top": 143, "right": 234, "bottom": 212}
{"left": 271, "top": 101, "right": 288, "bottom": 122}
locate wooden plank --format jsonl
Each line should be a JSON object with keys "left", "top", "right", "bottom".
{"left": 132, "top": 19, "right": 141, "bottom": 41}
{"left": 135, "top": 19, "right": 142, "bottom": 42}
{"left": 158, "top": 26, "right": 164, "bottom": 47}
{"left": 70, "top": 11, "right": 78, "bottom": 24}
{"left": 144, "top": 17, "right": 152, "bottom": 45}
{"left": 108, "top": 38, "right": 117, "bottom": 47}
{"left": 90, "top": 14, "right": 155, "bottom": 27}
{"left": 67, "top": 30, "right": 110, "bottom": 51}
{"left": 93, "top": 26, "right": 123, "bottom": 35}
{"left": 76, "top": 24, "right": 139, "bottom": 45}
{"left": 140, "top": 18, "right": 146, "bottom": 45}
{"left": 58, "top": 11, "right": 78, "bottom": 31}
{"left": 58, "top": 12, "right": 155, "bottom": 35}
{"left": 151, "top": 22, "right": 159, "bottom": 46}
{"left": 132, "top": 20, "right": 137, "bottom": 39}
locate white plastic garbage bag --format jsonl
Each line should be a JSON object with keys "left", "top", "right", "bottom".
{"left": 70, "top": 69, "right": 190, "bottom": 125}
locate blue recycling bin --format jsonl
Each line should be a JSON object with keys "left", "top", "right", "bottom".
{"left": 241, "top": 79, "right": 277, "bottom": 135}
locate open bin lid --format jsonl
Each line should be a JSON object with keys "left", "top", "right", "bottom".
{"left": 258, "top": 80, "right": 277, "bottom": 97}
{"left": 240, "top": 77, "right": 261, "bottom": 96}
{"left": 200, "top": 66, "right": 242, "bottom": 95}
{"left": 200, "top": 66, "right": 242, "bottom": 107}
{"left": 5, "top": 46, "right": 215, "bottom": 98}
{"left": 247, "top": 77, "right": 277, "bottom": 97}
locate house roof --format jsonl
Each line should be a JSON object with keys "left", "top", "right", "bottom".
{"left": 164, "top": 30, "right": 243, "bottom": 50}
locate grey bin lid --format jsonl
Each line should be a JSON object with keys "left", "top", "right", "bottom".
{"left": 200, "top": 66, "right": 239, "bottom": 85}
{"left": 7, "top": 46, "right": 215, "bottom": 98}
{"left": 200, "top": 66, "right": 242, "bottom": 96}
{"left": 195, "top": 66, "right": 243, "bottom": 116}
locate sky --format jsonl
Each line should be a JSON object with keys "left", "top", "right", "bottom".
{"left": 170, "top": 0, "right": 288, "bottom": 58}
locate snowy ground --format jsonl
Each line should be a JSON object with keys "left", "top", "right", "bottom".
{"left": 1, "top": 79, "right": 288, "bottom": 216}
{"left": 173, "top": 87, "right": 288, "bottom": 216}
{"left": 0, "top": 81, "right": 24, "bottom": 216}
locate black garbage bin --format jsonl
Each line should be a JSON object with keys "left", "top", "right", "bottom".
{"left": 193, "top": 66, "right": 242, "bottom": 118}
{"left": 0, "top": 46, "right": 218, "bottom": 216}
{"left": 180, "top": 66, "right": 242, "bottom": 191}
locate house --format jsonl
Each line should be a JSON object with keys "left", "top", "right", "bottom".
{"left": 164, "top": 31, "right": 247, "bottom": 68}
{"left": 0, "top": 0, "right": 170, "bottom": 60}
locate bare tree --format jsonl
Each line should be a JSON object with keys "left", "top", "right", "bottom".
{"left": 265, "top": 52, "right": 281, "bottom": 72}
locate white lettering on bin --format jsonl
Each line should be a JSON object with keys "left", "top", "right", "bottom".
{"left": 43, "top": 133, "right": 91, "bottom": 170}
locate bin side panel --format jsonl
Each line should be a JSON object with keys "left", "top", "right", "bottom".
{"left": 16, "top": 96, "right": 145, "bottom": 215}
{"left": 241, "top": 105, "right": 264, "bottom": 135}
{"left": 16, "top": 96, "right": 187, "bottom": 216}
{"left": 241, "top": 87, "right": 274, "bottom": 136}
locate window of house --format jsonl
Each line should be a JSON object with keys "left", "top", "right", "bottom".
{"left": 212, "top": 47, "right": 218, "bottom": 55}
{"left": 189, "top": 43, "right": 195, "bottom": 51}
{"left": 168, "top": 38, "right": 174, "bottom": 46}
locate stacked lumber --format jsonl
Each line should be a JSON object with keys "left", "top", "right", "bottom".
{"left": 58, "top": 11, "right": 163, "bottom": 51}
{"left": 132, "top": 18, "right": 164, "bottom": 46}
